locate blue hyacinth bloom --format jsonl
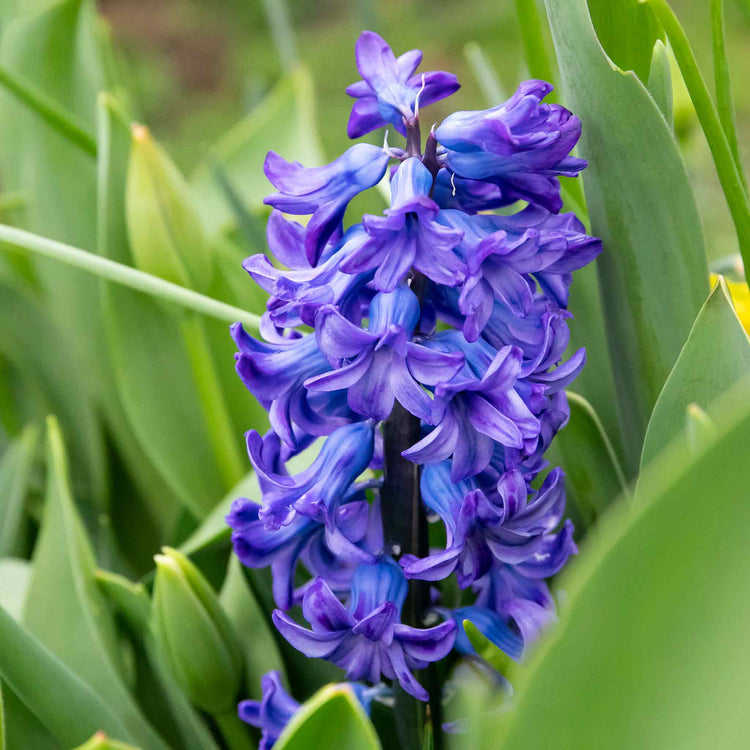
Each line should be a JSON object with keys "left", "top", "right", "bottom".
{"left": 435, "top": 80, "right": 586, "bottom": 213}
{"left": 264, "top": 144, "right": 390, "bottom": 265}
{"left": 346, "top": 31, "right": 459, "bottom": 138}
{"left": 340, "top": 158, "right": 466, "bottom": 292}
{"left": 272, "top": 558, "right": 456, "bottom": 701}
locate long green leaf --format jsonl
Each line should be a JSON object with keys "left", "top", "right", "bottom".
{"left": 1, "top": 681, "right": 59, "bottom": 750}
{"left": 0, "top": 0, "right": 110, "bottom": 501}
{"left": 545, "top": 0, "right": 709, "bottom": 475}
{"left": 0, "top": 223, "right": 261, "bottom": 330}
{"left": 640, "top": 276, "right": 750, "bottom": 470}
{"left": 23, "top": 417, "right": 168, "bottom": 749}
{"left": 0, "top": 424, "right": 38, "bottom": 557}
{"left": 710, "top": 0, "right": 746, "bottom": 191}
{"left": 0, "top": 61, "right": 96, "bottom": 156}
{"left": 514, "top": 0, "right": 556, "bottom": 88}
{"left": 274, "top": 684, "right": 381, "bottom": 750}
{"left": 647, "top": 0, "right": 750, "bottom": 271}
{"left": 0, "top": 604, "right": 135, "bottom": 747}
{"left": 492, "top": 374, "right": 750, "bottom": 749}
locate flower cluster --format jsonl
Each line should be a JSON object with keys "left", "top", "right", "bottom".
{"left": 228, "top": 30, "right": 600, "bottom": 731}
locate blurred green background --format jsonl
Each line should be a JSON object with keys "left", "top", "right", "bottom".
{"left": 100, "top": 0, "right": 749, "bottom": 260}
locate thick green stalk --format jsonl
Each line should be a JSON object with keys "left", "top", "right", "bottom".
{"left": 181, "top": 314, "right": 245, "bottom": 489}
{"left": 646, "top": 0, "right": 750, "bottom": 273}
{"left": 0, "top": 224, "right": 262, "bottom": 331}
{"left": 214, "top": 711, "right": 254, "bottom": 750}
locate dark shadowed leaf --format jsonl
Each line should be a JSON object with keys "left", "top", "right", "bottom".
{"left": 0, "top": 424, "right": 38, "bottom": 557}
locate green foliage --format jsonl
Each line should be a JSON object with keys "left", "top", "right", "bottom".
{"left": 640, "top": 276, "right": 750, "bottom": 471}
{"left": 0, "top": 424, "right": 38, "bottom": 557}
{"left": 481, "top": 376, "right": 750, "bottom": 749}
{"left": 274, "top": 684, "right": 382, "bottom": 750}
{"left": 546, "top": 0, "right": 710, "bottom": 476}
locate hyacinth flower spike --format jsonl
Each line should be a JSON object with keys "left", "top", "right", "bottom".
{"left": 230, "top": 27, "right": 600, "bottom": 739}
{"left": 272, "top": 558, "right": 456, "bottom": 701}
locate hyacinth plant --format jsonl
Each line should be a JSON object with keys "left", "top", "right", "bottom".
{"left": 225, "top": 29, "right": 601, "bottom": 744}
{"left": 0, "top": 0, "right": 749, "bottom": 749}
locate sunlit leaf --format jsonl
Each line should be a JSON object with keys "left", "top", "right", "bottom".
{"left": 0, "top": 559, "right": 31, "bottom": 622}
{"left": 647, "top": 39, "right": 673, "bottom": 128}
{"left": 274, "top": 684, "right": 381, "bottom": 750}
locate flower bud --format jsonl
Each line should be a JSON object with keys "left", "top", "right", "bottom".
{"left": 151, "top": 547, "right": 242, "bottom": 714}
{"left": 126, "top": 124, "right": 212, "bottom": 292}
{"left": 72, "top": 732, "right": 140, "bottom": 750}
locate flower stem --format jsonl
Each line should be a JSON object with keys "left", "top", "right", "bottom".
{"left": 381, "top": 275, "right": 431, "bottom": 749}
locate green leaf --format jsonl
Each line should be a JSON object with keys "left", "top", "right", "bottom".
{"left": 685, "top": 403, "right": 717, "bottom": 453}
{"left": 640, "top": 277, "right": 750, "bottom": 470}
{"left": 0, "top": 0, "right": 110, "bottom": 500}
{"left": 191, "top": 66, "right": 323, "bottom": 237}
{"left": 22, "top": 417, "right": 168, "bottom": 749}
{"left": 553, "top": 392, "right": 629, "bottom": 528}
{"left": 545, "top": 0, "right": 709, "bottom": 476}
{"left": 0, "top": 282, "right": 105, "bottom": 503}
{"left": 0, "top": 559, "right": 31, "bottom": 622}
{"left": 1, "top": 680, "right": 59, "bottom": 750}
{"left": 514, "top": 0, "right": 556, "bottom": 90}
{"left": 0, "top": 424, "right": 38, "bottom": 557}
{"left": 96, "top": 93, "right": 226, "bottom": 519}
{"left": 647, "top": 39, "right": 673, "bottom": 128}
{"left": 126, "top": 124, "right": 212, "bottom": 292}
{"left": 463, "top": 620, "right": 513, "bottom": 676}
{"left": 493, "top": 375, "right": 750, "bottom": 749}
{"left": 587, "top": 0, "right": 664, "bottom": 82}
{"left": 274, "top": 684, "right": 382, "bottom": 750}
{"left": 0, "top": 603, "right": 136, "bottom": 746}
{"left": 96, "top": 571, "right": 220, "bottom": 750}
{"left": 220, "top": 556, "right": 286, "bottom": 695}
{"left": 151, "top": 548, "right": 243, "bottom": 715}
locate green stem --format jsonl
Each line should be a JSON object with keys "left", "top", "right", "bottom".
{"left": 646, "top": 0, "right": 750, "bottom": 275}
{"left": 181, "top": 314, "right": 245, "bottom": 489}
{"left": 0, "top": 224, "right": 262, "bottom": 331}
{"left": 214, "top": 710, "right": 254, "bottom": 750}
{"left": 710, "top": 0, "right": 747, "bottom": 191}
{"left": 0, "top": 63, "right": 96, "bottom": 157}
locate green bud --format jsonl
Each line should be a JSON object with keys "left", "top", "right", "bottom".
{"left": 151, "top": 547, "right": 242, "bottom": 714}
{"left": 126, "top": 124, "right": 213, "bottom": 292}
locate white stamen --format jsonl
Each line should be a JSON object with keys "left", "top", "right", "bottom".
{"left": 414, "top": 73, "right": 427, "bottom": 118}
{"left": 382, "top": 129, "right": 400, "bottom": 158}
{"left": 450, "top": 171, "right": 457, "bottom": 196}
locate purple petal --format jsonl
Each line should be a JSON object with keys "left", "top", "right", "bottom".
{"left": 272, "top": 611, "right": 344, "bottom": 658}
